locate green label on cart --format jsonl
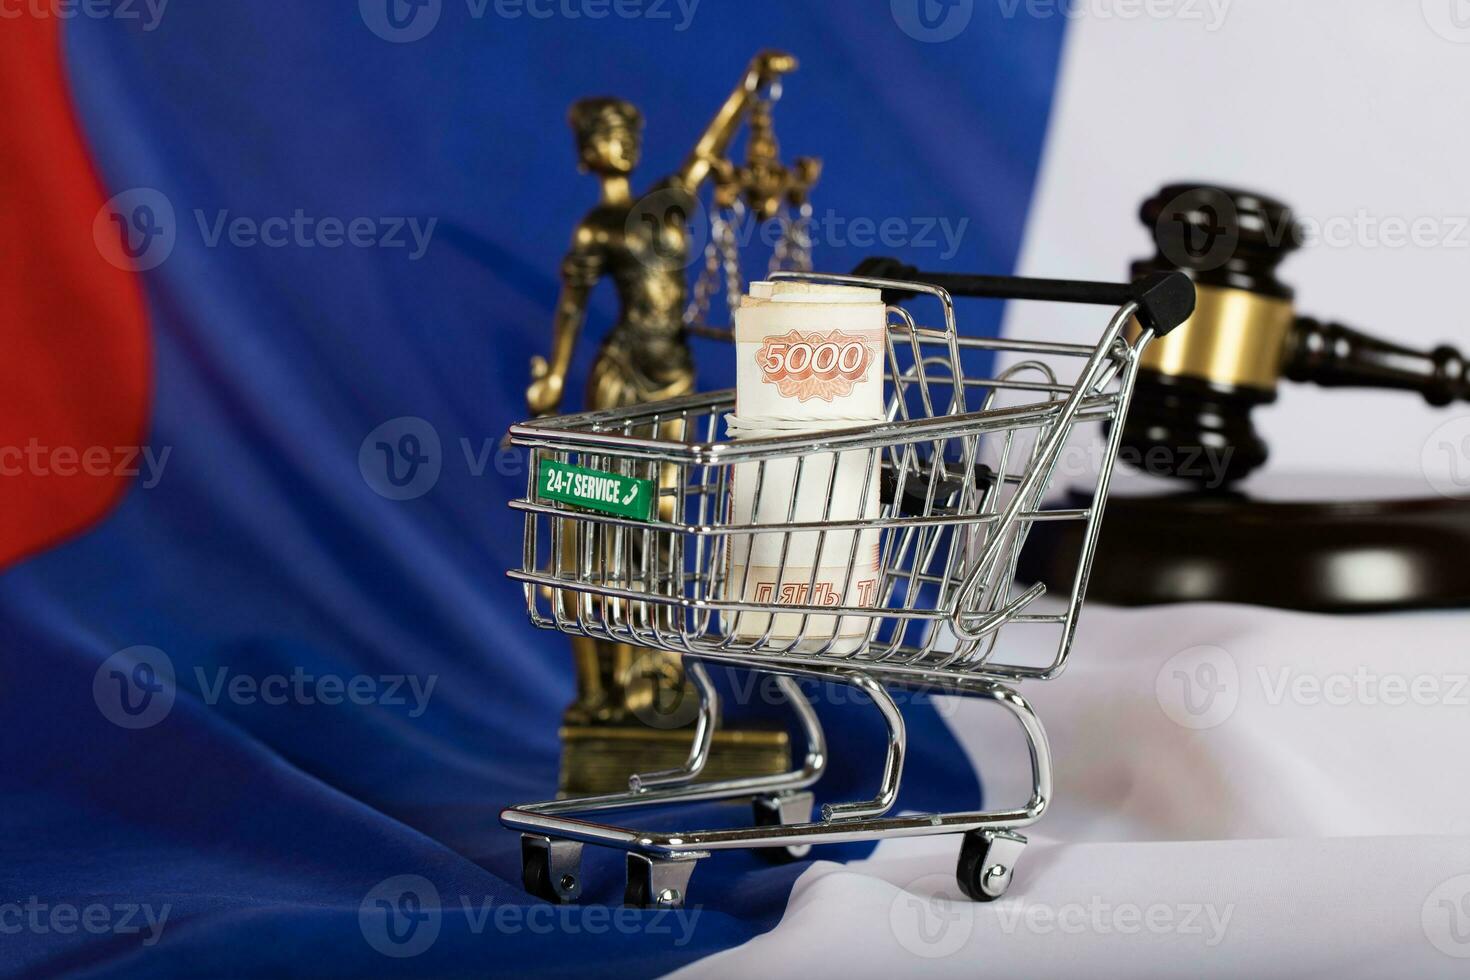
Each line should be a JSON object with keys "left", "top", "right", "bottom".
{"left": 537, "top": 459, "right": 654, "bottom": 522}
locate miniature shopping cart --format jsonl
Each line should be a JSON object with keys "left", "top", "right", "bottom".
{"left": 501, "top": 263, "right": 1194, "bottom": 908}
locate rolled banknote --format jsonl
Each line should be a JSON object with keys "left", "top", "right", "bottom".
{"left": 735, "top": 281, "right": 888, "bottom": 423}
{"left": 720, "top": 415, "right": 883, "bottom": 653}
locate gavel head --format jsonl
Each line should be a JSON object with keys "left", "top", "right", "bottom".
{"left": 1122, "top": 183, "right": 1302, "bottom": 485}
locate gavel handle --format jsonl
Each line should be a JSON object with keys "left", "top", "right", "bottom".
{"left": 1283, "top": 317, "right": 1470, "bottom": 406}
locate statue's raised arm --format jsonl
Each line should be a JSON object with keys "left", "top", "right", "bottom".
{"left": 673, "top": 50, "right": 797, "bottom": 193}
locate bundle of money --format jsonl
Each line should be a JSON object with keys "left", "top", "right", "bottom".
{"left": 735, "top": 280, "right": 887, "bottom": 421}
{"left": 723, "top": 281, "right": 890, "bottom": 652}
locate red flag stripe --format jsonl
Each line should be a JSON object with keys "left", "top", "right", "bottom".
{"left": 0, "top": 13, "right": 152, "bottom": 568}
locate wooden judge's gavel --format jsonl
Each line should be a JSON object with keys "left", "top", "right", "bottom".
{"left": 859, "top": 184, "right": 1470, "bottom": 484}
{"left": 1122, "top": 183, "right": 1469, "bottom": 483}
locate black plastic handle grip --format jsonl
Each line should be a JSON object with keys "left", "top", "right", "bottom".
{"left": 851, "top": 257, "right": 1196, "bottom": 338}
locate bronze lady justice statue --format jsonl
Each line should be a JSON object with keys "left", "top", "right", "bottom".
{"left": 527, "top": 52, "right": 799, "bottom": 789}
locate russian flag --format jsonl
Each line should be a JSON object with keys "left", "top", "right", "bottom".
{"left": 5, "top": 2, "right": 1469, "bottom": 978}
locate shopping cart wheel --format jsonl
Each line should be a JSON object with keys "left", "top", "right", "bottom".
{"left": 956, "top": 830, "right": 1027, "bottom": 902}
{"left": 752, "top": 791, "right": 815, "bottom": 862}
{"left": 521, "top": 834, "right": 584, "bottom": 904}
{"left": 624, "top": 852, "right": 700, "bottom": 909}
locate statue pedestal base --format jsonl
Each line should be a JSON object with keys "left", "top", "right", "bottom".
{"left": 558, "top": 724, "right": 791, "bottom": 797}
{"left": 1019, "top": 474, "right": 1470, "bottom": 612}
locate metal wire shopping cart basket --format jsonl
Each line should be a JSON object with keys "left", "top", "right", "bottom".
{"left": 500, "top": 266, "right": 1194, "bottom": 908}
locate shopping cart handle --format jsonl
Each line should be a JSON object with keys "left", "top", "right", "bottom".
{"left": 851, "top": 257, "right": 1196, "bottom": 337}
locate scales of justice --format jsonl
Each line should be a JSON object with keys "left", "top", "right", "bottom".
{"left": 525, "top": 51, "right": 822, "bottom": 793}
